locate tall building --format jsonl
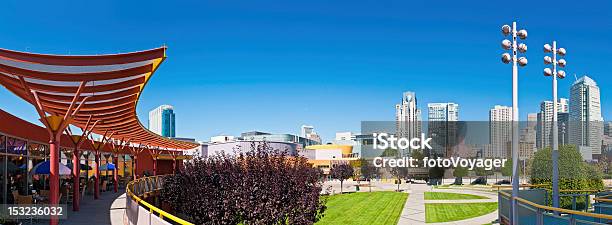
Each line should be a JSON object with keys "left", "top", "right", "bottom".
{"left": 527, "top": 113, "right": 538, "bottom": 128}
{"left": 489, "top": 105, "right": 512, "bottom": 158}
{"left": 505, "top": 141, "right": 535, "bottom": 160}
{"left": 427, "top": 103, "right": 459, "bottom": 156}
{"left": 148, "top": 105, "right": 175, "bottom": 137}
{"left": 428, "top": 103, "right": 459, "bottom": 121}
{"left": 395, "top": 91, "right": 422, "bottom": 140}
{"left": 536, "top": 98, "right": 569, "bottom": 150}
{"left": 569, "top": 76, "right": 603, "bottom": 158}
{"left": 520, "top": 113, "right": 538, "bottom": 156}
{"left": 604, "top": 122, "right": 612, "bottom": 136}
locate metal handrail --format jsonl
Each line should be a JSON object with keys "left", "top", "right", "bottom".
{"left": 126, "top": 175, "right": 194, "bottom": 225}
{"left": 594, "top": 194, "right": 612, "bottom": 203}
{"left": 499, "top": 191, "right": 612, "bottom": 220}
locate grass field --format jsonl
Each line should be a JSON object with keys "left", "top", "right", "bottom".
{"left": 316, "top": 192, "right": 408, "bottom": 225}
{"left": 424, "top": 192, "right": 488, "bottom": 200}
{"left": 425, "top": 202, "right": 498, "bottom": 223}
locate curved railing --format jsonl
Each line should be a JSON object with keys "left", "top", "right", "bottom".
{"left": 593, "top": 193, "right": 612, "bottom": 216}
{"left": 498, "top": 190, "right": 612, "bottom": 225}
{"left": 125, "top": 175, "right": 194, "bottom": 225}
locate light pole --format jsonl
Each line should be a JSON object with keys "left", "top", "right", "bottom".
{"left": 501, "top": 21, "right": 528, "bottom": 225}
{"left": 543, "top": 41, "right": 567, "bottom": 210}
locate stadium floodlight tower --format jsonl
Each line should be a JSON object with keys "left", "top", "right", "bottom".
{"left": 543, "top": 41, "right": 567, "bottom": 210}
{"left": 500, "top": 21, "right": 528, "bottom": 225}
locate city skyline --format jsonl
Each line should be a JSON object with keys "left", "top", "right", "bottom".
{"left": 0, "top": 0, "right": 610, "bottom": 142}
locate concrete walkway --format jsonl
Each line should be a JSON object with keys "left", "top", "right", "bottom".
{"left": 31, "top": 191, "right": 125, "bottom": 225}
{"left": 423, "top": 199, "right": 496, "bottom": 204}
{"left": 398, "top": 183, "right": 428, "bottom": 225}
{"left": 398, "top": 183, "right": 499, "bottom": 225}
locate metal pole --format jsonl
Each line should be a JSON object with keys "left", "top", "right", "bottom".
{"left": 511, "top": 21, "right": 520, "bottom": 225}
{"left": 94, "top": 152, "right": 100, "bottom": 199}
{"left": 3, "top": 137, "right": 6, "bottom": 205}
{"left": 153, "top": 158, "right": 157, "bottom": 176}
{"left": 49, "top": 137, "right": 60, "bottom": 225}
{"left": 113, "top": 155, "right": 118, "bottom": 193}
{"left": 133, "top": 155, "right": 137, "bottom": 180}
{"left": 551, "top": 41, "right": 560, "bottom": 209}
{"left": 72, "top": 146, "right": 80, "bottom": 211}
{"left": 523, "top": 159, "right": 526, "bottom": 184}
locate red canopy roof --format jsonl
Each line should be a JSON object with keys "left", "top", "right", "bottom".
{"left": 0, "top": 47, "right": 198, "bottom": 150}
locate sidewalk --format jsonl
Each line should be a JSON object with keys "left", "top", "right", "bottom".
{"left": 31, "top": 191, "right": 125, "bottom": 225}
{"left": 397, "top": 183, "right": 499, "bottom": 225}
{"left": 397, "top": 184, "right": 428, "bottom": 225}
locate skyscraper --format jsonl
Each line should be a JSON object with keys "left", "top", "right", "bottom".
{"left": 427, "top": 103, "right": 459, "bottom": 156}
{"left": 569, "top": 76, "right": 603, "bottom": 158}
{"left": 520, "top": 113, "right": 538, "bottom": 157}
{"left": 489, "top": 105, "right": 512, "bottom": 158}
{"left": 604, "top": 122, "right": 612, "bottom": 137}
{"left": 427, "top": 103, "right": 459, "bottom": 121}
{"left": 536, "top": 98, "right": 569, "bottom": 149}
{"left": 395, "top": 91, "right": 422, "bottom": 140}
{"left": 527, "top": 113, "right": 538, "bottom": 128}
{"left": 148, "top": 105, "right": 176, "bottom": 138}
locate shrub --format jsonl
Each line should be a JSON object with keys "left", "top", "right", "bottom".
{"left": 530, "top": 145, "right": 604, "bottom": 209}
{"left": 161, "top": 142, "right": 326, "bottom": 225}
{"left": 359, "top": 159, "right": 378, "bottom": 192}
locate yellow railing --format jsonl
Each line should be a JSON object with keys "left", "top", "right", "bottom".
{"left": 126, "top": 175, "right": 194, "bottom": 225}
{"left": 594, "top": 194, "right": 612, "bottom": 203}
{"left": 491, "top": 184, "right": 549, "bottom": 190}
{"left": 499, "top": 191, "right": 612, "bottom": 221}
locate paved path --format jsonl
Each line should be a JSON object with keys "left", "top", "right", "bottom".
{"left": 398, "top": 183, "right": 428, "bottom": 225}
{"left": 31, "top": 190, "right": 125, "bottom": 225}
{"left": 423, "top": 199, "right": 496, "bottom": 204}
{"left": 398, "top": 184, "right": 499, "bottom": 225}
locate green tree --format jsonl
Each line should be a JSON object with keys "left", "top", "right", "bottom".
{"left": 501, "top": 159, "right": 513, "bottom": 177}
{"left": 330, "top": 164, "right": 355, "bottom": 194}
{"left": 359, "top": 159, "right": 378, "bottom": 192}
{"left": 594, "top": 155, "right": 609, "bottom": 175}
{"left": 380, "top": 148, "right": 399, "bottom": 157}
{"left": 530, "top": 145, "right": 604, "bottom": 209}
{"left": 453, "top": 166, "right": 468, "bottom": 178}
{"left": 411, "top": 149, "right": 425, "bottom": 161}
{"left": 474, "top": 166, "right": 494, "bottom": 177}
{"left": 452, "top": 166, "right": 468, "bottom": 185}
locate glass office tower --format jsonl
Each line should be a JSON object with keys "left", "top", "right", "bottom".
{"left": 148, "top": 105, "right": 176, "bottom": 138}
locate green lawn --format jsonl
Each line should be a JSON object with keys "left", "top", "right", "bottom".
{"left": 316, "top": 192, "right": 408, "bottom": 225}
{"left": 424, "top": 192, "right": 488, "bottom": 200}
{"left": 425, "top": 203, "right": 498, "bottom": 223}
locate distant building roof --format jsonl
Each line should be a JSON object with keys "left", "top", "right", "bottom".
{"left": 573, "top": 75, "right": 597, "bottom": 86}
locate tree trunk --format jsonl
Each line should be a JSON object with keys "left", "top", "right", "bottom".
{"left": 340, "top": 180, "right": 343, "bottom": 194}
{"left": 397, "top": 178, "right": 400, "bottom": 192}
{"left": 369, "top": 180, "right": 372, "bottom": 192}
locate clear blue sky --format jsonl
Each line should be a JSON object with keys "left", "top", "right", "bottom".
{"left": 0, "top": 0, "right": 610, "bottom": 142}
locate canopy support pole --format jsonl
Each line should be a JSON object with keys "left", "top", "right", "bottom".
{"left": 19, "top": 77, "right": 89, "bottom": 225}
{"left": 65, "top": 116, "right": 98, "bottom": 211}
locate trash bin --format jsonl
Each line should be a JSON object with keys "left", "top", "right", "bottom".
{"left": 356, "top": 185, "right": 360, "bottom": 191}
